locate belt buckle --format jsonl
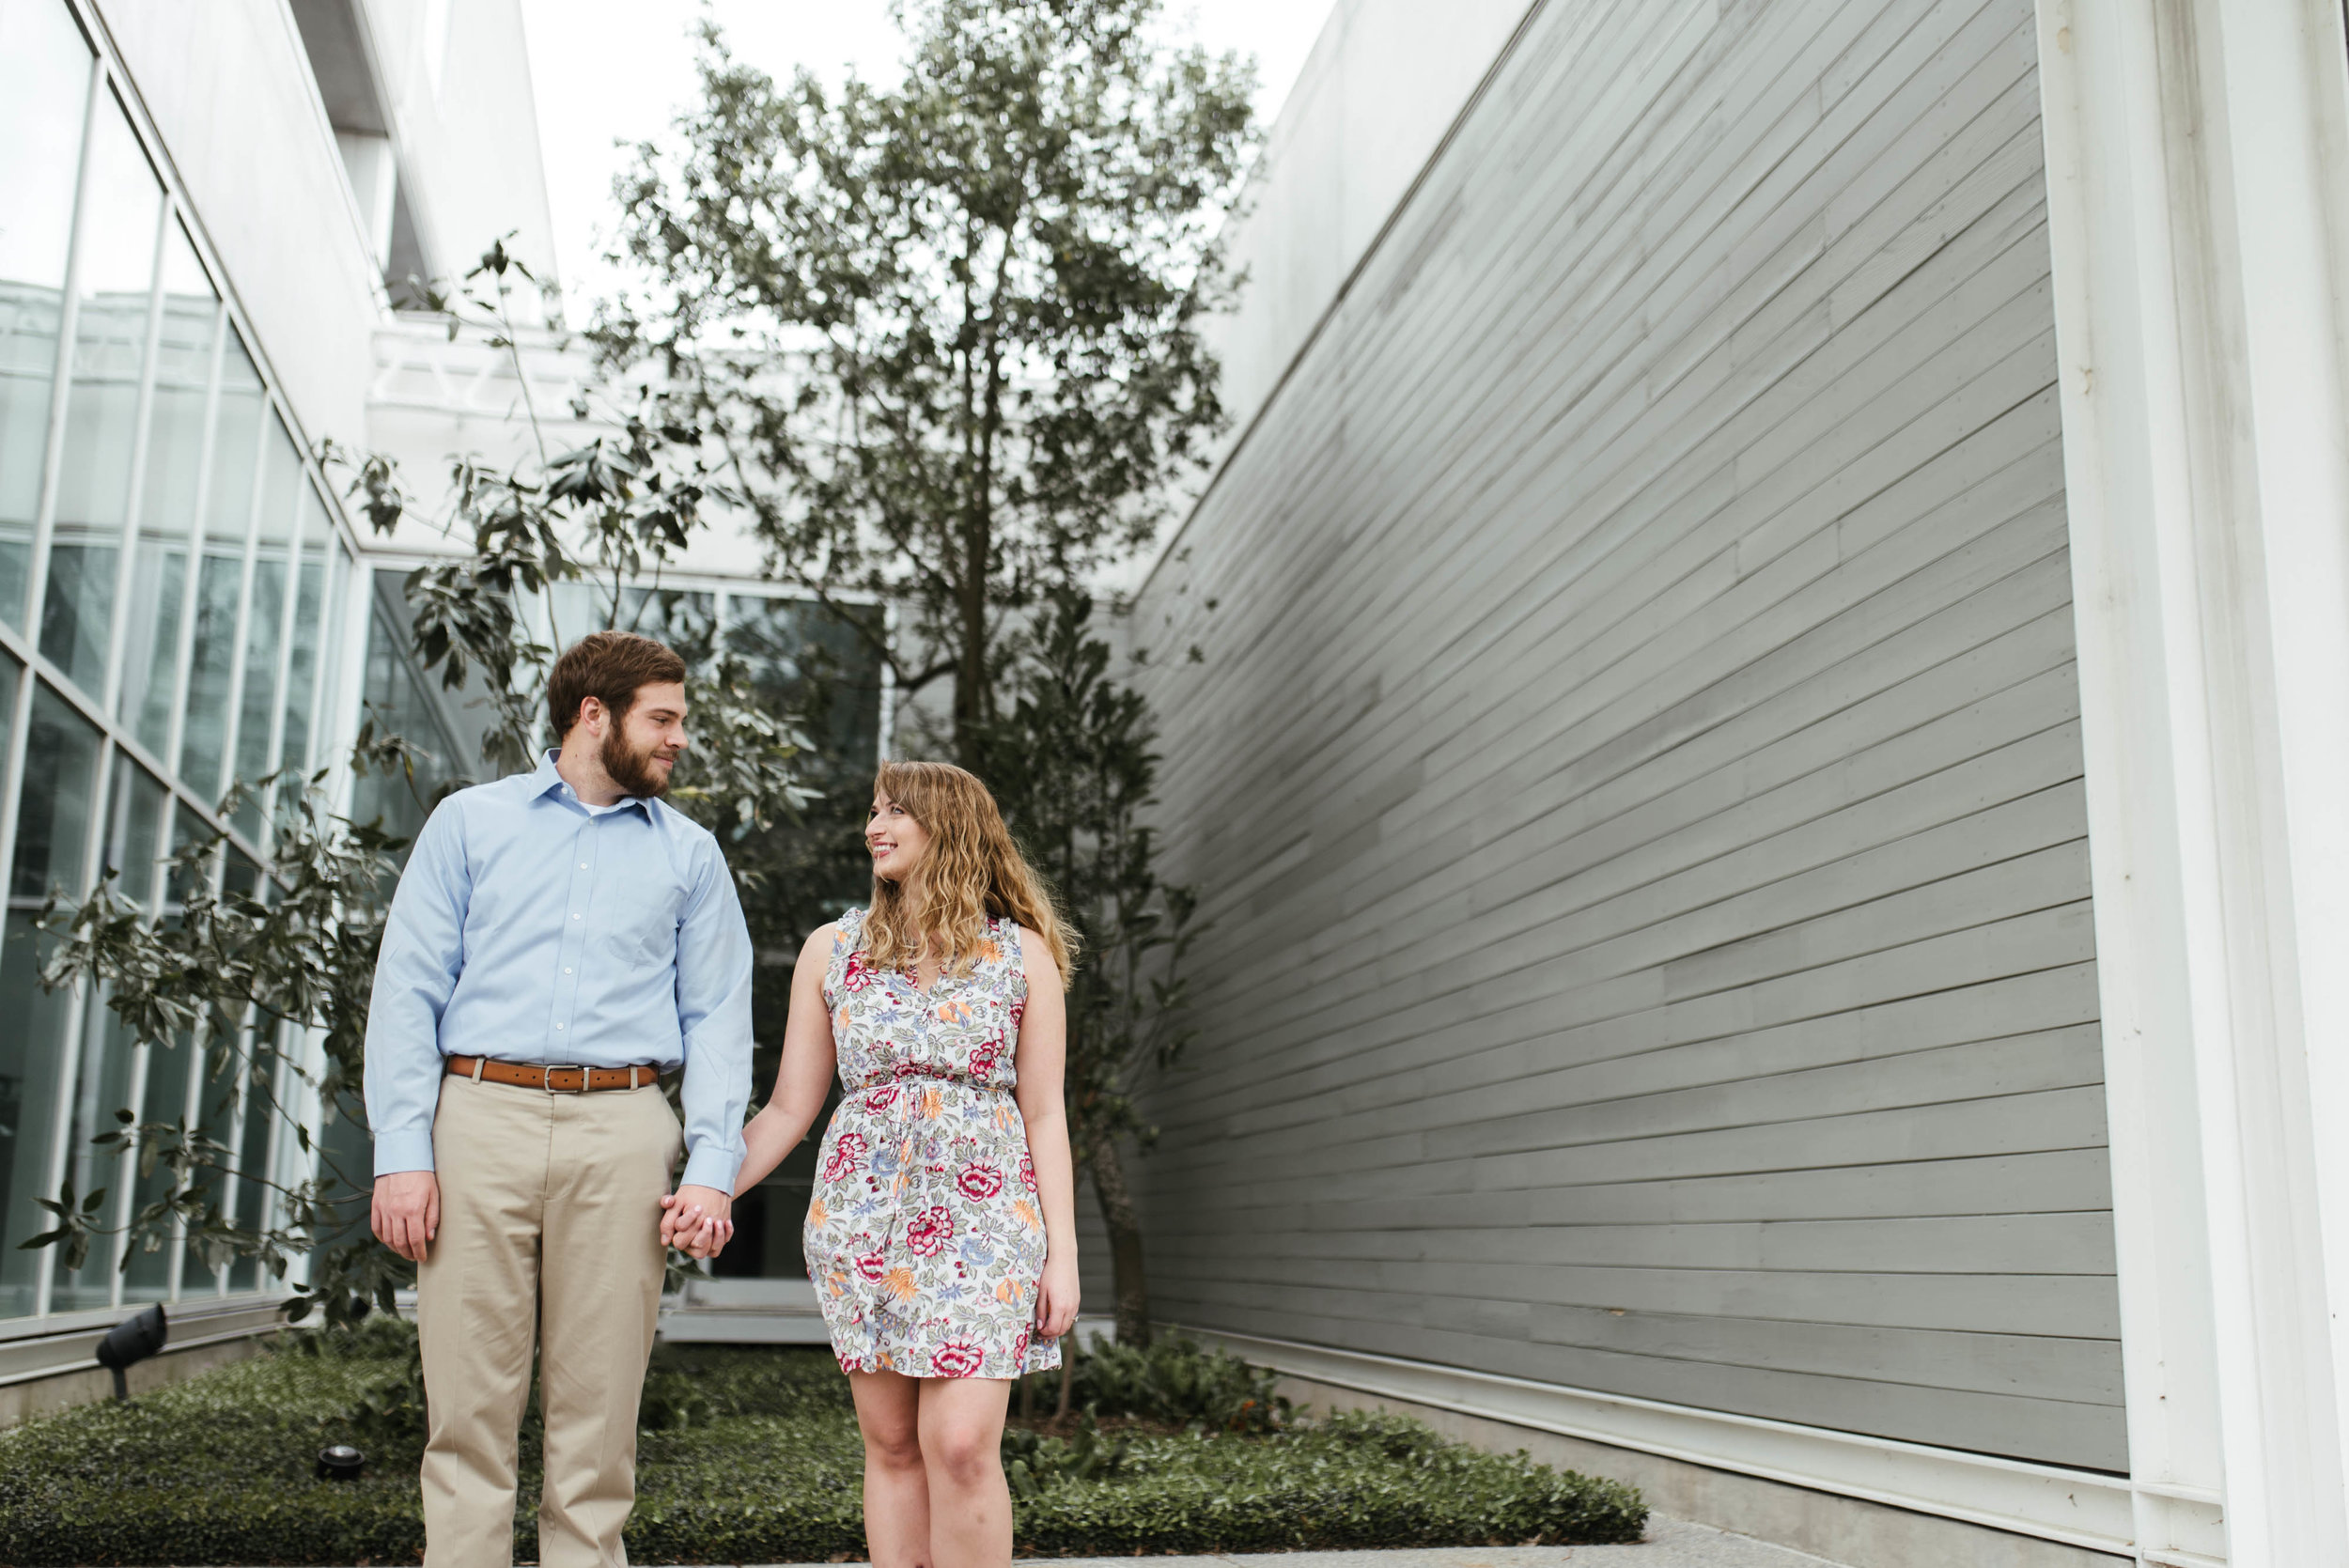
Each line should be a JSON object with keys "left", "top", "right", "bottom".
{"left": 541, "top": 1063, "right": 588, "bottom": 1094}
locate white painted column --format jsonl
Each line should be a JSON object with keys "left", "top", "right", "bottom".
{"left": 2035, "top": 0, "right": 2349, "bottom": 1563}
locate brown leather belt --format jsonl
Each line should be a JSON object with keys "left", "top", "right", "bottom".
{"left": 445, "top": 1055, "right": 660, "bottom": 1093}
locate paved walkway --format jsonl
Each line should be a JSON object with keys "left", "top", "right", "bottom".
{"left": 767, "top": 1516, "right": 1848, "bottom": 1568}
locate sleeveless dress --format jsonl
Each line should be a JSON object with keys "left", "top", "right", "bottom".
{"left": 803, "top": 908, "right": 1061, "bottom": 1378}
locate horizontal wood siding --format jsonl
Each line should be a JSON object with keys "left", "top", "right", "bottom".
{"left": 1124, "top": 0, "right": 2123, "bottom": 1471}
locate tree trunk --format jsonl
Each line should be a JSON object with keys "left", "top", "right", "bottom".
{"left": 953, "top": 574, "right": 988, "bottom": 769}
{"left": 1087, "top": 1136, "right": 1151, "bottom": 1346}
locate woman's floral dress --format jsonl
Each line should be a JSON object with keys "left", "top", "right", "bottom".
{"left": 803, "top": 908, "right": 1059, "bottom": 1379}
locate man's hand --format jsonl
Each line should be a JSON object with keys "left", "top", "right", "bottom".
{"left": 659, "top": 1185, "right": 735, "bottom": 1260}
{"left": 372, "top": 1171, "right": 440, "bottom": 1263}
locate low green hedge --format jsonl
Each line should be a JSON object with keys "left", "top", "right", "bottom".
{"left": 0, "top": 1332, "right": 1645, "bottom": 1563}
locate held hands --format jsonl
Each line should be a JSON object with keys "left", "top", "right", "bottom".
{"left": 660, "top": 1185, "right": 736, "bottom": 1260}
{"left": 371, "top": 1171, "right": 441, "bottom": 1263}
{"left": 1035, "top": 1251, "right": 1081, "bottom": 1341}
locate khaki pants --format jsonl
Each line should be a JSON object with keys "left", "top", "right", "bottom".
{"left": 417, "top": 1072, "right": 682, "bottom": 1568}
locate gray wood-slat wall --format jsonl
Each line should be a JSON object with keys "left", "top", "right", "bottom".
{"left": 1123, "top": 0, "right": 2124, "bottom": 1472}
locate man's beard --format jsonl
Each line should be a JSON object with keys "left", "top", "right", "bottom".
{"left": 602, "top": 725, "right": 675, "bottom": 798}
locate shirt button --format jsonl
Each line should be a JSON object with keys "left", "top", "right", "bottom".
{"left": 554, "top": 1022, "right": 566, "bottom": 1031}
{"left": 564, "top": 967, "right": 573, "bottom": 975}
{"left": 571, "top": 913, "right": 582, "bottom": 921}
{"left": 580, "top": 862, "right": 588, "bottom": 870}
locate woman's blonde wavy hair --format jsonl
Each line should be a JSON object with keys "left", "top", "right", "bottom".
{"left": 862, "top": 760, "right": 1075, "bottom": 988}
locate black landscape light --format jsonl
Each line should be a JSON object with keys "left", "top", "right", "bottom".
{"left": 94, "top": 1303, "right": 167, "bottom": 1402}
{"left": 316, "top": 1443, "right": 366, "bottom": 1482}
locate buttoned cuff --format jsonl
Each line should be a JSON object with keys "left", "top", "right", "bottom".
{"left": 680, "top": 1143, "right": 744, "bottom": 1194}
{"left": 373, "top": 1128, "right": 437, "bottom": 1177}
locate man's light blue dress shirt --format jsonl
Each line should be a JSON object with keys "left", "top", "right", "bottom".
{"left": 363, "top": 751, "right": 754, "bottom": 1191}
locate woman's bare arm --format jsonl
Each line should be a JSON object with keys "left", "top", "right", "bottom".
{"left": 732, "top": 923, "right": 842, "bottom": 1196}
{"left": 1013, "top": 927, "right": 1081, "bottom": 1338}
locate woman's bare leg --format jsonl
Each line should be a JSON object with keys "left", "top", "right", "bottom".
{"left": 914, "top": 1376, "right": 1014, "bottom": 1568}
{"left": 850, "top": 1370, "right": 931, "bottom": 1568}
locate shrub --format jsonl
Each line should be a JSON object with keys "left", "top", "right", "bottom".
{"left": 0, "top": 1337, "right": 1645, "bottom": 1563}
{"left": 1003, "top": 1411, "right": 1132, "bottom": 1499}
{"left": 1067, "top": 1332, "right": 1290, "bottom": 1432}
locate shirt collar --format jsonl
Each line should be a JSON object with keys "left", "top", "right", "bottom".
{"left": 531, "top": 750, "right": 652, "bottom": 817}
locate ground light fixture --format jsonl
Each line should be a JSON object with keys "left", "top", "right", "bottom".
{"left": 93, "top": 1303, "right": 167, "bottom": 1402}
{"left": 316, "top": 1443, "right": 366, "bottom": 1481}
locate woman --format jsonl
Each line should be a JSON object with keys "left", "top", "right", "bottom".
{"left": 706, "top": 759, "right": 1081, "bottom": 1568}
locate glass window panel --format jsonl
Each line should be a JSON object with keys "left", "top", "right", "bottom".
{"left": 122, "top": 547, "right": 185, "bottom": 758}
{"left": 178, "top": 549, "right": 241, "bottom": 800}
{"left": 543, "top": 579, "right": 609, "bottom": 647}
{"left": 0, "top": 0, "right": 95, "bottom": 630}
{"left": 181, "top": 1033, "right": 241, "bottom": 1297}
{"left": 161, "top": 801, "right": 213, "bottom": 918}
{"left": 44, "top": 99, "right": 160, "bottom": 593}
{"left": 53, "top": 753, "right": 168, "bottom": 1310}
{"left": 307, "top": 541, "right": 350, "bottom": 777}
{"left": 727, "top": 593, "right": 883, "bottom": 768}
{"left": 98, "top": 749, "right": 167, "bottom": 898}
{"left": 227, "top": 1041, "right": 275, "bottom": 1291}
{"left": 546, "top": 582, "right": 718, "bottom": 657}
{"left": 255, "top": 416, "right": 299, "bottom": 549}
{"left": 119, "top": 1029, "right": 189, "bottom": 1301}
{"left": 229, "top": 553, "right": 285, "bottom": 836}
{"left": 120, "top": 225, "right": 217, "bottom": 753}
{"left": 618, "top": 586, "right": 714, "bottom": 654}
{"left": 0, "top": 679, "right": 104, "bottom": 1317}
{"left": 49, "top": 1001, "right": 135, "bottom": 1311}
{"left": 276, "top": 489, "right": 328, "bottom": 775}
{"left": 126, "top": 803, "right": 208, "bottom": 1301}
{"left": 0, "top": 650, "right": 16, "bottom": 770}
{"left": 180, "top": 337, "right": 262, "bottom": 801}
{"left": 354, "top": 576, "right": 459, "bottom": 858}
{"left": 9, "top": 678, "right": 101, "bottom": 903}
{"left": 228, "top": 415, "right": 303, "bottom": 832}
{"left": 41, "top": 99, "right": 159, "bottom": 695}
{"left": 59, "top": 91, "right": 159, "bottom": 301}
{"left": 204, "top": 331, "right": 262, "bottom": 547}
{"left": 222, "top": 843, "right": 261, "bottom": 901}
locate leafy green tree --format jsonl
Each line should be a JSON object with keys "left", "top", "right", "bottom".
{"left": 24, "top": 756, "right": 421, "bottom": 1322}
{"left": 599, "top": 0, "right": 1256, "bottom": 765}
{"left": 978, "top": 590, "right": 1197, "bottom": 1343}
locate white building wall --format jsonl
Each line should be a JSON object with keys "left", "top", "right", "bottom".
{"left": 1122, "top": 0, "right": 2144, "bottom": 1559}
{"left": 92, "top": 0, "right": 384, "bottom": 445}
{"left": 1200, "top": 0, "right": 1537, "bottom": 460}
{"left": 350, "top": 0, "right": 560, "bottom": 303}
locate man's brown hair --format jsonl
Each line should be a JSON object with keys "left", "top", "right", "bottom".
{"left": 546, "top": 631, "right": 688, "bottom": 740}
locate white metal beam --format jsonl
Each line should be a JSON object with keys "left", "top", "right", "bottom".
{"left": 2034, "top": 0, "right": 2349, "bottom": 1561}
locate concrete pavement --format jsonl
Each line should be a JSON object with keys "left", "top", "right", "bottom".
{"left": 762, "top": 1515, "right": 1849, "bottom": 1568}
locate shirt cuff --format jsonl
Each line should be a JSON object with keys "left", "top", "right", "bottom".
{"left": 373, "top": 1128, "right": 437, "bottom": 1177}
{"left": 680, "top": 1143, "right": 744, "bottom": 1193}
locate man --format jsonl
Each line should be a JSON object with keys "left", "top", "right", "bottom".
{"left": 366, "top": 630, "right": 749, "bottom": 1568}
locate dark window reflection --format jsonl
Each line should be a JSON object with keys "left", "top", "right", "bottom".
{"left": 0, "top": 680, "right": 103, "bottom": 1316}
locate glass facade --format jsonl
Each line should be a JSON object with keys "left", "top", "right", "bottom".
{"left": 0, "top": 0, "right": 363, "bottom": 1326}
{"left": 0, "top": 0, "right": 890, "bottom": 1323}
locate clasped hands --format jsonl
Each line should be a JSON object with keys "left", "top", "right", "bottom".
{"left": 372, "top": 1172, "right": 735, "bottom": 1261}
{"left": 660, "top": 1184, "right": 736, "bottom": 1259}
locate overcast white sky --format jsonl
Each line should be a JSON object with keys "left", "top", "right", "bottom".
{"left": 516, "top": 0, "right": 1331, "bottom": 316}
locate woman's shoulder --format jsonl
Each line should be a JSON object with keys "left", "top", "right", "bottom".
{"left": 802, "top": 910, "right": 862, "bottom": 965}
{"left": 1005, "top": 922, "right": 1058, "bottom": 982}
